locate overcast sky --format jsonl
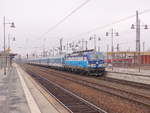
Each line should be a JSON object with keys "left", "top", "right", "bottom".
{"left": 0, "top": 0, "right": 150, "bottom": 55}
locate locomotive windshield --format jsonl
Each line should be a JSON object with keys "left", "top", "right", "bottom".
{"left": 88, "top": 52, "right": 104, "bottom": 60}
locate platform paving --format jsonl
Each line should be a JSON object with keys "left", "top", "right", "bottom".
{"left": 106, "top": 67, "right": 150, "bottom": 76}
{"left": 16, "top": 64, "right": 69, "bottom": 113}
{"left": 106, "top": 67, "right": 150, "bottom": 84}
{"left": 0, "top": 64, "right": 68, "bottom": 113}
{"left": 0, "top": 67, "right": 31, "bottom": 113}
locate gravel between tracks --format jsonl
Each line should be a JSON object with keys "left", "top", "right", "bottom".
{"left": 23, "top": 64, "right": 150, "bottom": 113}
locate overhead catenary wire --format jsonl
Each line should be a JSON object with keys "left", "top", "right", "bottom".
{"left": 71, "top": 8, "right": 150, "bottom": 39}
{"left": 34, "top": 7, "right": 150, "bottom": 52}
{"left": 38, "top": 0, "right": 91, "bottom": 39}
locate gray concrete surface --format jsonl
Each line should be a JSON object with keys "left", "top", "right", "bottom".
{"left": 0, "top": 63, "right": 70, "bottom": 113}
{"left": 106, "top": 67, "right": 150, "bottom": 76}
{"left": 16, "top": 64, "right": 69, "bottom": 113}
{"left": 106, "top": 67, "right": 150, "bottom": 84}
{"left": 0, "top": 67, "right": 31, "bottom": 113}
{"left": 106, "top": 72, "right": 150, "bottom": 84}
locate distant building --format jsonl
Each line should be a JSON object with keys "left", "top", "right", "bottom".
{"left": 106, "top": 51, "right": 150, "bottom": 66}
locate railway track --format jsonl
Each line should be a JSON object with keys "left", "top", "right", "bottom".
{"left": 99, "top": 76, "right": 150, "bottom": 90}
{"left": 24, "top": 64, "right": 150, "bottom": 107}
{"left": 23, "top": 65, "right": 106, "bottom": 113}
{"left": 31, "top": 63, "right": 150, "bottom": 90}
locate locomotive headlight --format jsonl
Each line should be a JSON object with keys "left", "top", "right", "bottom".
{"left": 89, "top": 64, "right": 94, "bottom": 67}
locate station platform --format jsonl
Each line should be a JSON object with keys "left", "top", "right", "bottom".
{"left": 0, "top": 64, "right": 69, "bottom": 113}
{"left": 106, "top": 67, "right": 150, "bottom": 84}
{"left": 107, "top": 67, "right": 150, "bottom": 76}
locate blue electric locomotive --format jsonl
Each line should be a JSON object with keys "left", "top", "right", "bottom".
{"left": 64, "top": 49, "right": 105, "bottom": 76}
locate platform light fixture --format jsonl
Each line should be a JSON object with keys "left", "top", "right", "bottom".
{"left": 144, "top": 24, "right": 148, "bottom": 29}
{"left": 105, "top": 28, "right": 119, "bottom": 53}
{"left": 106, "top": 28, "right": 119, "bottom": 70}
{"left": 89, "top": 34, "right": 97, "bottom": 51}
{"left": 10, "top": 22, "right": 15, "bottom": 28}
{"left": 131, "top": 24, "right": 135, "bottom": 29}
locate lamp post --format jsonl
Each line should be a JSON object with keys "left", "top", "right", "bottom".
{"left": 106, "top": 44, "right": 109, "bottom": 65}
{"left": 89, "top": 34, "right": 101, "bottom": 51}
{"left": 98, "top": 37, "right": 101, "bottom": 52}
{"left": 59, "top": 38, "right": 63, "bottom": 55}
{"left": 131, "top": 11, "right": 148, "bottom": 72}
{"left": 106, "top": 28, "right": 119, "bottom": 70}
{"left": 77, "top": 39, "right": 88, "bottom": 51}
{"left": 89, "top": 34, "right": 96, "bottom": 51}
{"left": 85, "top": 40, "right": 88, "bottom": 50}
{"left": 143, "top": 41, "right": 145, "bottom": 52}
{"left": 3, "top": 16, "right": 15, "bottom": 75}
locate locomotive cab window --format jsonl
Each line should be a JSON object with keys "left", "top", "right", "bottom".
{"left": 88, "top": 53, "right": 104, "bottom": 60}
